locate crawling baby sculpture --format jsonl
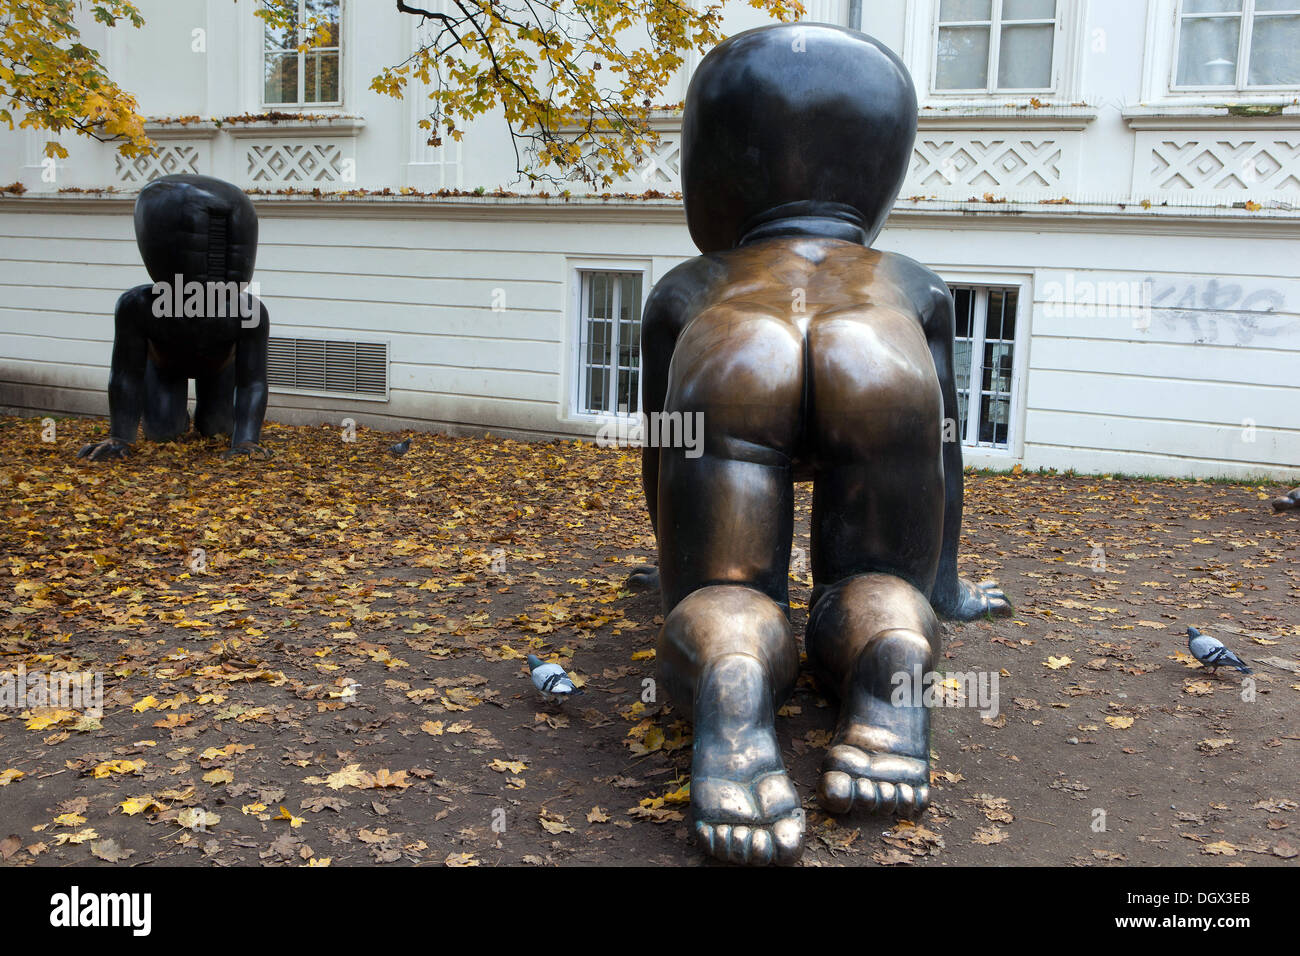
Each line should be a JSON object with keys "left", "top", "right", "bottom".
{"left": 642, "top": 23, "right": 1010, "bottom": 865}
{"left": 78, "top": 174, "right": 270, "bottom": 461}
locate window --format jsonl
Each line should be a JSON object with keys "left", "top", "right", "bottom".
{"left": 264, "top": 0, "right": 342, "bottom": 106}
{"left": 934, "top": 0, "right": 1058, "bottom": 92}
{"left": 1174, "top": 0, "right": 1300, "bottom": 89}
{"left": 576, "top": 271, "right": 643, "bottom": 416}
{"left": 951, "top": 285, "right": 1019, "bottom": 449}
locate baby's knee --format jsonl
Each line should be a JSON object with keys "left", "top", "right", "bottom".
{"left": 806, "top": 574, "right": 939, "bottom": 688}
{"left": 658, "top": 585, "right": 798, "bottom": 709}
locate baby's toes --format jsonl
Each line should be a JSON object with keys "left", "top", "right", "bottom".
{"left": 748, "top": 827, "right": 774, "bottom": 865}
{"left": 771, "top": 811, "right": 805, "bottom": 865}
{"left": 694, "top": 820, "right": 717, "bottom": 857}
{"left": 894, "top": 783, "right": 915, "bottom": 811}
{"left": 727, "top": 825, "right": 753, "bottom": 864}
{"left": 907, "top": 784, "right": 931, "bottom": 816}
{"left": 819, "top": 769, "right": 855, "bottom": 814}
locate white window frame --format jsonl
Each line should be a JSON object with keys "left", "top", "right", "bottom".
{"left": 567, "top": 263, "right": 649, "bottom": 420}
{"left": 799, "top": 0, "right": 852, "bottom": 25}
{"left": 1142, "top": 0, "right": 1300, "bottom": 102}
{"left": 904, "top": 0, "right": 1085, "bottom": 107}
{"left": 261, "top": 0, "right": 345, "bottom": 109}
{"left": 930, "top": 0, "right": 1062, "bottom": 96}
{"left": 941, "top": 274, "right": 1031, "bottom": 457}
{"left": 1170, "top": 0, "right": 1300, "bottom": 93}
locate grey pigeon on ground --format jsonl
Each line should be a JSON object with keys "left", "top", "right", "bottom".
{"left": 1271, "top": 488, "right": 1299, "bottom": 512}
{"left": 389, "top": 436, "right": 412, "bottom": 457}
{"left": 526, "top": 654, "right": 583, "bottom": 700}
{"left": 1186, "top": 627, "right": 1253, "bottom": 674}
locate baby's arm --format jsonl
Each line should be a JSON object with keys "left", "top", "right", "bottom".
{"left": 629, "top": 256, "right": 720, "bottom": 591}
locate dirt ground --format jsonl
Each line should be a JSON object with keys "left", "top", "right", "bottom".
{"left": 1, "top": 414, "right": 1297, "bottom": 867}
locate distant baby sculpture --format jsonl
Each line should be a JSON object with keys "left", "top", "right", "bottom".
{"left": 78, "top": 174, "right": 270, "bottom": 461}
{"left": 640, "top": 23, "right": 1012, "bottom": 865}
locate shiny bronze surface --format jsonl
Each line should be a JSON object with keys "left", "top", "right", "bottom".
{"left": 637, "top": 22, "right": 1012, "bottom": 865}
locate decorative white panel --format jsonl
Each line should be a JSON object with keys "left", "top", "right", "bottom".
{"left": 904, "top": 135, "right": 1068, "bottom": 198}
{"left": 1133, "top": 133, "right": 1300, "bottom": 201}
{"left": 632, "top": 133, "right": 681, "bottom": 191}
{"left": 243, "top": 141, "right": 349, "bottom": 187}
{"left": 599, "top": 130, "right": 681, "bottom": 193}
{"left": 114, "top": 144, "right": 202, "bottom": 184}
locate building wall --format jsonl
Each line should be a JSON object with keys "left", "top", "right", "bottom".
{"left": 0, "top": 0, "right": 1298, "bottom": 479}
{"left": 2, "top": 196, "right": 1296, "bottom": 479}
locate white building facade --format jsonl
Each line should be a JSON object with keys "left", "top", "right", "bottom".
{"left": 0, "top": 0, "right": 1297, "bottom": 479}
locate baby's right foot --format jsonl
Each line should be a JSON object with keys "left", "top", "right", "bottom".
{"left": 691, "top": 654, "right": 805, "bottom": 865}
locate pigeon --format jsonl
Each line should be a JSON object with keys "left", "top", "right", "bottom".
{"left": 1186, "top": 627, "right": 1253, "bottom": 675}
{"left": 526, "top": 654, "right": 583, "bottom": 700}
{"left": 389, "top": 436, "right": 412, "bottom": 457}
{"left": 1271, "top": 487, "right": 1299, "bottom": 512}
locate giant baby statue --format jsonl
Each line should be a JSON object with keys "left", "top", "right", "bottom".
{"left": 78, "top": 174, "right": 270, "bottom": 461}
{"left": 636, "top": 23, "right": 1013, "bottom": 865}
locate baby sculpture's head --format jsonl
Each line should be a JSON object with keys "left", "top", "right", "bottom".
{"left": 681, "top": 23, "right": 917, "bottom": 253}
{"left": 134, "top": 175, "right": 258, "bottom": 286}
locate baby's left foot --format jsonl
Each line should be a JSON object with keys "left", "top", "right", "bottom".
{"left": 818, "top": 630, "right": 932, "bottom": 818}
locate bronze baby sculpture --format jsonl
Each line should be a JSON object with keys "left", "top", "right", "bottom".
{"left": 639, "top": 23, "right": 1012, "bottom": 865}
{"left": 78, "top": 175, "right": 270, "bottom": 461}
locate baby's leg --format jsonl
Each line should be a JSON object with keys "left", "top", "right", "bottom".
{"left": 805, "top": 308, "right": 946, "bottom": 816}
{"left": 194, "top": 359, "right": 236, "bottom": 438}
{"left": 807, "top": 574, "right": 939, "bottom": 817}
{"left": 656, "top": 302, "right": 805, "bottom": 864}
{"left": 142, "top": 356, "right": 190, "bottom": 442}
{"left": 660, "top": 587, "right": 802, "bottom": 864}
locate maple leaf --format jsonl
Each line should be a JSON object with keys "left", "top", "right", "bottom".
{"left": 91, "top": 839, "right": 136, "bottom": 863}
{"left": 119, "top": 795, "right": 164, "bottom": 816}
{"left": 176, "top": 808, "right": 220, "bottom": 831}
{"left": 1202, "top": 840, "right": 1238, "bottom": 856}
{"left": 275, "top": 806, "right": 306, "bottom": 828}
{"left": 539, "top": 809, "right": 575, "bottom": 834}
{"left": 324, "top": 765, "right": 373, "bottom": 790}
{"left": 90, "top": 759, "right": 146, "bottom": 778}
{"left": 972, "top": 827, "right": 1008, "bottom": 845}
{"left": 370, "top": 769, "right": 410, "bottom": 790}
